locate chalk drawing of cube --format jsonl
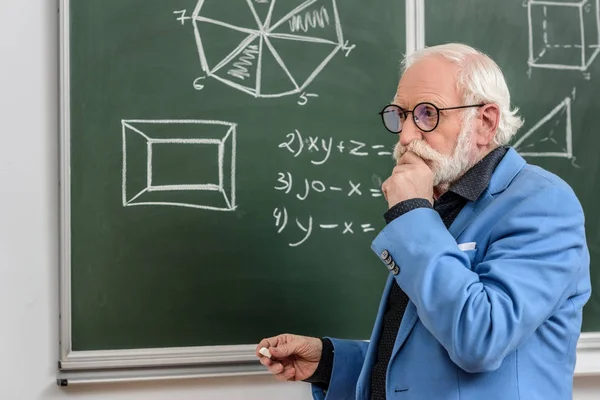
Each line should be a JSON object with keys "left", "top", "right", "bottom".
{"left": 121, "top": 119, "right": 236, "bottom": 211}
{"left": 528, "top": 0, "right": 600, "bottom": 71}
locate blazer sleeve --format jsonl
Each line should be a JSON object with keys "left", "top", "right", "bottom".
{"left": 370, "top": 183, "right": 588, "bottom": 373}
{"left": 311, "top": 338, "right": 369, "bottom": 400}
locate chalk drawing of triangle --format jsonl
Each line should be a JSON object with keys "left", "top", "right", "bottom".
{"left": 513, "top": 97, "right": 572, "bottom": 158}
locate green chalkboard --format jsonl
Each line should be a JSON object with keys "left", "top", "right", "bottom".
{"left": 425, "top": 0, "right": 600, "bottom": 332}
{"left": 64, "top": 0, "right": 406, "bottom": 355}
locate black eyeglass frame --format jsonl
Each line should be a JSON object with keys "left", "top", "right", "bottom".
{"left": 378, "top": 102, "right": 486, "bottom": 134}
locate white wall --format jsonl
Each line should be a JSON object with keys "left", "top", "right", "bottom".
{"left": 0, "top": 1, "right": 598, "bottom": 399}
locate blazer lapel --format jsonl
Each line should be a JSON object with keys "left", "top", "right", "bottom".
{"left": 487, "top": 147, "right": 526, "bottom": 196}
{"left": 447, "top": 190, "right": 493, "bottom": 239}
{"left": 449, "top": 148, "right": 525, "bottom": 239}
{"left": 389, "top": 301, "right": 419, "bottom": 358}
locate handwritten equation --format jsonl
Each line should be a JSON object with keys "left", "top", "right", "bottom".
{"left": 275, "top": 172, "right": 383, "bottom": 201}
{"left": 273, "top": 207, "right": 377, "bottom": 247}
{"left": 273, "top": 129, "right": 391, "bottom": 246}
{"left": 278, "top": 129, "right": 393, "bottom": 165}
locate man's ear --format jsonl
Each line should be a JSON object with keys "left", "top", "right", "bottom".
{"left": 476, "top": 104, "right": 500, "bottom": 146}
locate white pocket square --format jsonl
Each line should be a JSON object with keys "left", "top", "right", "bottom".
{"left": 458, "top": 242, "right": 477, "bottom": 251}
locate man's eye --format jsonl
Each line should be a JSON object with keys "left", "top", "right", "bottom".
{"left": 423, "top": 107, "right": 436, "bottom": 117}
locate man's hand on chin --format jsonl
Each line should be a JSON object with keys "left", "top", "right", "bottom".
{"left": 382, "top": 151, "right": 434, "bottom": 209}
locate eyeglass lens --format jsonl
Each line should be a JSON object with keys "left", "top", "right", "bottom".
{"left": 381, "top": 103, "right": 439, "bottom": 133}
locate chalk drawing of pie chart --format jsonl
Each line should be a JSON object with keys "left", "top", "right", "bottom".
{"left": 191, "top": 0, "right": 345, "bottom": 98}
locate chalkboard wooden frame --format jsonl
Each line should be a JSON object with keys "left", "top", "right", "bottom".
{"left": 56, "top": 0, "right": 600, "bottom": 385}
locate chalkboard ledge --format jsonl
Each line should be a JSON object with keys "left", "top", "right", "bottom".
{"left": 56, "top": 360, "right": 268, "bottom": 386}
{"left": 575, "top": 332, "right": 600, "bottom": 376}
{"left": 56, "top": 334, "right": 600, "bottom": 385}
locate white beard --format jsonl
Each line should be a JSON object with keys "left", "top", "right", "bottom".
{"left": 393, "top": 118, "right": 476, "bottom": 187}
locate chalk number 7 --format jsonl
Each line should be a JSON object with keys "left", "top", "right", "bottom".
{"left": 173, "top": 10, "right": 191, "bottom": 25}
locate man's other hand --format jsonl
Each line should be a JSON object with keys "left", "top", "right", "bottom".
{"left": 256, "top": 333, "right": 322, "bottom": 381}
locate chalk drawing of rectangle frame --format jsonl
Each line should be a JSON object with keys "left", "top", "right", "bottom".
{"left": 121, "top": 119, "right": 237, "bottom": 211}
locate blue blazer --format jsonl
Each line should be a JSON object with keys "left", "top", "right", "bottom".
{"left": 311, "top": 148, "right": 591, "bottom": 400}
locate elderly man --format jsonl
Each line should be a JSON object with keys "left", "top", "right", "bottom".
{"left": 257, "top": 43, "right": 591, "bottom": 399}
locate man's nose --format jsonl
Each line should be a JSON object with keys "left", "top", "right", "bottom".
{"left": 399, "top": 116, "right": 423, "bottom": 147}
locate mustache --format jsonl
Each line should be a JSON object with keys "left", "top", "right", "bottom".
{"left": 393, "top": 140, "right": 445, "bottom": 164}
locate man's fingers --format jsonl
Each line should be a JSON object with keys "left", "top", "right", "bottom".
{"left": 275, "top": 366, "right": 296, "bottom": 381}
{"left": 398, "top": 151, "right": 427, "bottom": 166}
{"left": 258, "top": 352, "right": 294, "bottom": 378}
{"left": 269, "top": 343, "right": 294, "bottom": 358}
{"left": 270, "top": 364, "right": 285, "bottom": 375}
{"left": 381, "top": 179, "right": 389, "bottom": 201}
{"left": 261, "top": 358, "right": 284, "bottom": 375}
{"left": 256, "top": 336, "right": 283, "bottom": 357}
{"left": 391, "top": 164, "right": 411, "bottom": 175}
{"left": 259, "top": 356, "right": 273, "bottom": 367}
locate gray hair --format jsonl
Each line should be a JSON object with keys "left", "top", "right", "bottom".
{"left": 401, "top": 43, "right": 524, "bottom": 146}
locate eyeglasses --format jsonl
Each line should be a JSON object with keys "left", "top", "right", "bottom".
{"left": 378, "top": 102, "right": 485, "bottom": 134}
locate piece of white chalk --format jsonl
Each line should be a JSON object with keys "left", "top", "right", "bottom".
{"left": 259, "top": 347, "right": 272, "bottom": 359}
